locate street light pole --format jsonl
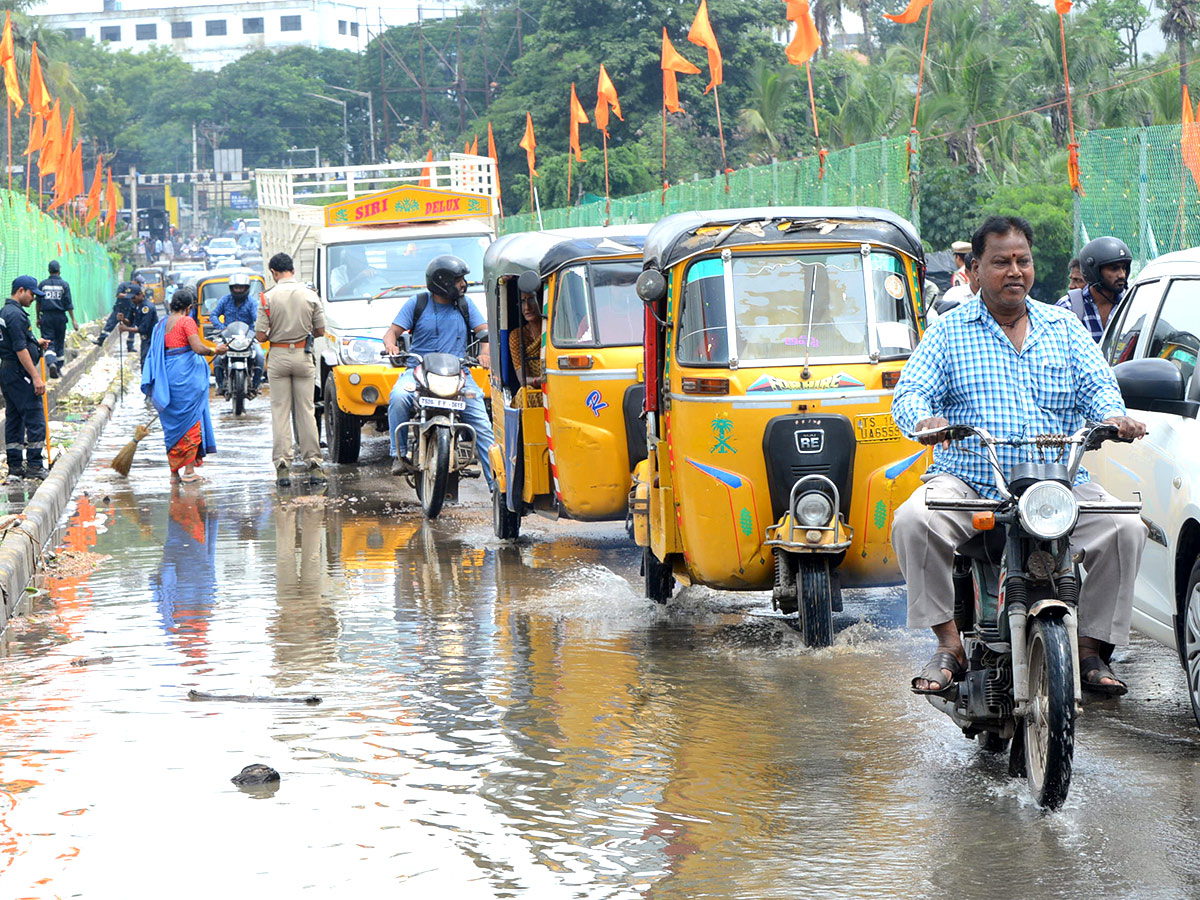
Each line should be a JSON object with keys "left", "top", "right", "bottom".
{"left": 326, "top": 85, "right": 375, "bottom": 164}
{"left": 288, "top": 146, "right": 320, "bottom": 168}
{"left": 306, "top": 92, "right": 349, "bottom": 167}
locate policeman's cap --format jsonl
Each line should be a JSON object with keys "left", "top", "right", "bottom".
{"left": 950, "top": 241, "right": 972, "bottom": 254}
{"left": 11, "top": 275, "right": 44, "bottom": 297}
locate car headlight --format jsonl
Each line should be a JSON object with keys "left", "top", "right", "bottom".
{"left": 426, "top": 372, "right": 461, "bottom": 398}
{"left": 794, "top": 491, "right": 834, "bottom": 527}
{"left": 1017, "top": 481, "right": 1078, "bottom": 540}
{"left": 340, "top": 337, "right": 382, "bottom": 365}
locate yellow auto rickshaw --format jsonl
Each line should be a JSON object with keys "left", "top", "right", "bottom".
{"left": 189, "top": 269, "right": 268, "bottom": 362}
{"left": 483, "top": 226, "right": 650, "bottom": 538}
{"left": 134, "top": 266, "right": 166, "bottom": 307}
{"left": 631, "top": 207, "right": 930, "bottom": 646}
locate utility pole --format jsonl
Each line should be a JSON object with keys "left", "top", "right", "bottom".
{"left": 418, "top": 6, "right": 429, "bottom": 129}
{"left": 456, "top": 12, "right": 466, "bottom": 133}
{"left": 327, "top": 85, "right": 375, "bottom": 163}
{"left": 306, "top": 93, "right": 348, "bottom": 166}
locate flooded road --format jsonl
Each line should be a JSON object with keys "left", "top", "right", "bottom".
{"left": 3, "top": 390, "right": 1200, "bottom": 898}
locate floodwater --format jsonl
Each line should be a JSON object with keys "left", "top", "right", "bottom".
{"left": 2, "top": 391, "right": 1200, "bottom": 899}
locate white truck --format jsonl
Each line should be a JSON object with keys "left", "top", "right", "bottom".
{"left": 257, "top": 157, "right": 499, "bottom": 463}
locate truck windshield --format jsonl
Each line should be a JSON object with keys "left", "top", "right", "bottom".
{"left": 327, "top": 235, "right": 491, "bottom": 302}
{"left": 676, "top": 251, "right": 918, "bottom": 365}
{"left": 550, "top": 261, "right": 643, "bottom": 347}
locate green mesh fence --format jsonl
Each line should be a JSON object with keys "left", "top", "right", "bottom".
{"left": 500, "top": 137, "right": 915, "bottom": 235}
{"left": 0, "top": 187, "right": 117, "bottom": 325}
{"left": 1077, "top": 126, "right": 1200, "bottom": 270}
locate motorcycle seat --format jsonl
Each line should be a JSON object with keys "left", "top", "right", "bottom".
{"left": 955, "top": 527, "right": 1006, "bottom": 564}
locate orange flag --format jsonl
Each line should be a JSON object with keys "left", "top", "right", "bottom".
{"left": 39, "top": 99, "right": 61, "bottom": 176}
{"left": 595, "top": 65, "right": 623, "bottom": 136}
{"left": 0, "top": 12, "right": 22, "bottom": 113}
{"left": 469, "top": 135, "right": 478, "bottom": 155}
{"left": 687, "top": 0, "right": 723, "bottom": 94}
{"left": 662, "top": 29, "right": 700, "bottom": 114}
{"left": 23, "top": 113, "right": 42, "bottom": 156}
{"left": 518, "top": 111, "right": 538, "bottom": 177}
{"left": 57, "top": 106, "right": 75, "bottom": 178}
{"left": 487, "top": 121, "right": 502, "bottom": 204}
{"left": 1055, "top": 0, "right": 1072, "bottom": 13}
{"left": 1183, "top": 86, "right": 1200, "bottom": 193}
{"left": 27, "top": 41, "right": 50, "bottom": 119}
{"left": 70, "top": 140, "right": 83, "bottom": 198}
{"left": 85, "top": 155, "right": 103, "bottom": 223}
{"left": 569, "top": 82, "right": 589, "bottom": 161}
{"left": 785, "top": 0, "right": 822, "bottom": 66}
{"left": 106, "top": 169, "right": 119, "bottom": 238}
{"left": 884, "top": 0, "right": 933, "bottom": 24}
{"left": 418, "top": 148, "right": 433, "bottom": 187}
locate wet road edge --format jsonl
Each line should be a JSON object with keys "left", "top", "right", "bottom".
{"left": 0, "top": 389, "right": 115, "bottom": 629}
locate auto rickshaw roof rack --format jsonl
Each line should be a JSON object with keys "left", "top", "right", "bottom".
{"left": 642, "top": 206, "right": 924, "bottom": 271}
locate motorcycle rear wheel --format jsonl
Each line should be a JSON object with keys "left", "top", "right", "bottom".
{"left": 420, "top": 427, "right": 451, "bottom": 520}
{"left": 1024, "top": 617, "right": 1076, "bottom": 810}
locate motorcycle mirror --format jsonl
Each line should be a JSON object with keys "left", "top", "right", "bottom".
{"left": 636, "top": 269, "right": 667, "bottom": 304}
{"left": 517, "top": 270, "right": 540, "bottom": 295}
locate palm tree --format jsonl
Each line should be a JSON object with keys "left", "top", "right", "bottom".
{"left": 1161, "top": 0, "right": 1200, "bottom": 90}
{"left": 736, "top": 63, "right": 798, "bottom": 160}
{"left": 811, "top": 0, "right": 844, "bottom": 58}
{"left": 853, "top": 0, "right": 873, "bottom": 59}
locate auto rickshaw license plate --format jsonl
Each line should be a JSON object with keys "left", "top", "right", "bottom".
{"left": 855, "top": 413, "right": 902, "bottom": 444}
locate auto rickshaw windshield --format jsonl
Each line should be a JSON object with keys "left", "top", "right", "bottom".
{"left": 676, "top": 250, "right": 917, "bottom": 366}
{"left": 551, "top": 260, "right": 643, "bottom": 347}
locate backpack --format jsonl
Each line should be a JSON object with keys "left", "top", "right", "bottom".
{"left": 411, "top": 291, "right": 473, "bottom": 346}
{"left": 1067, "top": 288, "right": 1087, "bottom": 324}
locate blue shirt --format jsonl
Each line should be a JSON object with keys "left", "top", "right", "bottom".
{"left": 393, "top": 292, "right": 484, "bottom": 356}
{"left": 892, "top": 296, "right": 1126, "bottom": 499}
{"left": 209, "top": 293, "right": 257, "bottom": 332}
{"left": 1055, "top": 284, "right": 1120, "bottom": 343}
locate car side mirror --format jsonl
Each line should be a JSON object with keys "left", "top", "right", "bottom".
{"left": 517, "top": 270, "right": 540, "bottom": 294}
{"left": 1113, "top": 357, "right": 1196, "bottom": 416}
{"left": 636, "top": 269, "right": 666, "bottom": 304}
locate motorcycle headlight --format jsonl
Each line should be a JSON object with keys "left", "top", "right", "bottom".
{"left": 426, "top": 372, "right": 461, "bottom": 398}
{"left": 229, "top": 336, "right": 252, "bottom": 351}
{"left": 794, "top": 491, "right": 834, "bottom": 528}
{"left": 1017, "top": 481, "right": 1078, "bottom": 540}
{"left": 340, "top": 337, "right": 382, "bottom": 365}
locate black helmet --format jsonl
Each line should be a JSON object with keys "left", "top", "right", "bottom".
{"left": 426, "top": 255, "right": 469, "bottom": 302}
{"left": 1079, "top": 236, "right": 1132, "bottom": 288}
{"left": 48, "top": 259, "right": 60, "bottom": 274}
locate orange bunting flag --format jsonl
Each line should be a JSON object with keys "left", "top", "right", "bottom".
{"left": 884, "top": 0, "right": 933, "bottom": 24}
{"left": 1055, "top": 0, "right": 1072, "bottom": 13}
{"left": 1, "top": 11, "right": 22, "bottom": 113}
{"left": 418, "top": 148, "right": 433, "bottom": 187}
{"left": 70, "top": 140, "right": 83, "bottom": 198}
{"left": 23, "top": 113, "right": 42, "bottom": 156}
{"left": 85, "top": 155, "right": 103, "bottom": 223}
{"left": 105, "top": 169, "right": 119, "bottom": 238}
{"left": 39, "top": 100, "right": 62, "bottom": 176}
{"left": 469, "top": 135, "right": 478, "bottom": 156}
{"left": 594, "top": 64, "right": 623, "bottom": 137}
{"left": 687, "top": 0, "right": 723, "bottom": 94}
{"left": 569, "top": 82, "right": 589, "bottom": 161}
{"left": 662, "top": 29, "right": 700, "bottom": 114}
{"left": 487, "top": 122, "right": 502, "bottom": 202}
{"left": 785, "top": 0, "right": 822, "bottom": 66}
{"left": 55, "top": 107, "right": 76, "bottom": 187}
{"left": 1182, "top": 86, "right": 1200, "bottom": 193}
{"left": 27, "top": 41, "right": 50, "bottom": 119}
{"left": 519, "top": 111, "right": 538, "bottom": 177}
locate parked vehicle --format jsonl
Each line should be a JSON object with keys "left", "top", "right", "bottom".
{"left": 482, "top": 225, "right": 650, "bottom": 539}
{"left": 1090, "top": 248, "right": 1200, "bottom": 729}
{"left": 133, "top": 267, "right": 166, "bottom": 306}
{"left": 630, "top": 207, "right": 929, "bottom": 647}
{"left": 219, "top": 321, "right": 258, "bottom": 415}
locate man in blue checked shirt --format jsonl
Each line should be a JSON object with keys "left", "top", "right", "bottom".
{"left": 891, "top": 215, "right": 1147, "bottom": 697}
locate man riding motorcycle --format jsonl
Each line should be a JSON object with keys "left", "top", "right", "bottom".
{"left": 209, "top": 272, "right": 265, "bottom": 397}
{"left": 890, "top": 215, "right": 1148, "bottom": 697}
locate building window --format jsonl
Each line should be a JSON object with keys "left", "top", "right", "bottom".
{"left": 338, "top": 20, "right": 346, "bottom": 34}
{"left": 171, "top": 21, "right": 192, "bottom": 38}
{"left": 100, "top": 25, "right": 120, "bottom": 42}
{"left": 135, "top": 23, "right": 157, "bottom": 40}
{"left": 206, "top": 19, "right": 227, "bottom": 37}
{"left": 65, "top": 27, "right": 87, "bottom": 40}
{"left": 350, "top": 22, "right": 359, "bottom": 36}
{"left": 243, "top": 17, "right": 264, "bottom": 34}
{"left": 280, "top": 15, "right": 302, "bottom": 31}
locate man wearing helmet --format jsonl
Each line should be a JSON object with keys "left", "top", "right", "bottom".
{"left": 37, "top": 260, "right": 77, "bottom": 378}
{"left": 1057, "top": 236, "right": 1132, "bottom": 343}
{"left": 383, "top": 255, "right": 494, "bottom": 488}
{"left": 209, "top": 272, "right": 265, "bottom": 397}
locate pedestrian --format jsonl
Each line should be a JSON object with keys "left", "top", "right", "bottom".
{"left": 927, "top": 253, "right": 978, "bottom": 324}
{"left": 141, "top": 286, "right": 226, "bottom": 484}
{"left": 255, "top": 252, "right": 326, "bottom": 487}
{"left": 1, "top": 276, "right": 52, "bottom": 481}
{"left": 1067, "top": 257, "right": 1086, "bottom": 291}
{"left": 163, "top": 236, "right": 175, "bottom": 262}
{"left": 154, "top": 237, "right": 164, "bottom": 260}
{"left": 118, "top": 285, "right": 159, "bottom": 368}
{"left": 37, "top": 259, "right": 78, "bottom": 378}
{"left": 950, "top": 240, "right": 972, "bottom": 287}
{"left": 1057, "top": 237, "right": 1131, "bottom": 343}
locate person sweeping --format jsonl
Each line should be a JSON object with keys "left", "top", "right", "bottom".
{"left": 1, "top": 277, "right": 52, "bottom": 482}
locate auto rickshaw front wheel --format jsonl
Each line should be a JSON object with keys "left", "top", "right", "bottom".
{"left": 643, "top": 548, "right": 674, "bottom": 604}
{"left": 493, "top": 485, "right": 521, "bottom": 540}
{"left": 797, "top": 559, "right": 836, "bottom": 649}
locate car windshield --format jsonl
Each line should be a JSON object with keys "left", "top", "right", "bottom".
{"left": 551, "top": 261, "right": 644, "bottom": 347}
{"left": 676, "top": 251, "right": 917, "bottom": 365}
{"left": 200, "top": 279, "right": 263, "bottom": 317}
{"left": 209, "top": 239, "right": 237, "bottom": 251}
{"left": 326, "top": 234, "right": 491, "bottom": 302}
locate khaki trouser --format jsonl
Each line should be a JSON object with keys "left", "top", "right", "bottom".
{"left": 891, "top": 474, "right": 1147, "bottom": 645}
{"left": 267, "top": 348, "right": 321, "bottom": 468}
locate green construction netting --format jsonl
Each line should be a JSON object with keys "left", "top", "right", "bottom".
{"left": 0, "top": 187, "right": 117, "bottom": 325}
{"left": 500, "top": 137, "right": 915, "bottom": 235}
{"left": 1077, "top": 126, "right": 1200, "bottom": 270}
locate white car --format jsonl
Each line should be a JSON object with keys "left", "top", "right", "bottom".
{"left": 205, "top": 237, "right": 239, "bottom": 267}
{"left": 1093, "top": 248, "right": 1200, "bottom": 728}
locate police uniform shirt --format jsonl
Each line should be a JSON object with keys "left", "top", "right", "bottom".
{"left": 132, "top": 298, "right": 158, "bottom": 335}
{"left": 255, "top": 279, "right": 325, "bottom": 343}
{"left": 0, "top": 298, "right": 40, "bottom": 366}
{"left": 37, "top": 275, "right": 73, "bottom": 314}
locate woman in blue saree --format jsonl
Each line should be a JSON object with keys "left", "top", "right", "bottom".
{"left": 141, "top": 286, "right": 226, "bottom": 483}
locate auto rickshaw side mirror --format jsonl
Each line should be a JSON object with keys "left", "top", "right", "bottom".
{"left": 636, "top": 269, "right": 666, "bottom": 304}
{"left": 517, "top": 270, "right": 540, "bottom": 295}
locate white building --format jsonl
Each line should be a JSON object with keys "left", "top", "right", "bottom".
{"left": 38, "top": 0, "right": 369, "bottom": 71}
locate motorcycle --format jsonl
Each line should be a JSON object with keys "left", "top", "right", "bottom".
{"left": 913, "top": 421, "right": 1140, "bottom": 809}
{"left": 387, "top": 350, "right": 481, "bottom": 519}
{"left": 220, "top": 321, "right": 258, "bottom": 416}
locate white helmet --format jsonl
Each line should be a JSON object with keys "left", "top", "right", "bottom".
{"left": 228, "top": 272, "right": 251, "bottom": 289}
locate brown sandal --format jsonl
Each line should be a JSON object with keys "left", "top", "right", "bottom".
{"left": 1081, "top": 655, "right": 1128, "bottom": 697}
{"left": 911, "top": 649, "right": 966, "bottom": 695}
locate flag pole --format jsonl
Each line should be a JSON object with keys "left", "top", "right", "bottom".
{"left": 712, "top": 84, "right": 729, "bottom": 193}
{"left": 6, "top": 99, "right": 11, "bottom": 192}
{"left": 603, "top": 130, "right": 611, "bottom": 225}
{"left": 662, "top": 101, "right": 667, "bottom": 205}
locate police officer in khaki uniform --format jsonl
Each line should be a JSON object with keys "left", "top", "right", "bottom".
{"left": 256, "top": 252, "right": 327, "bottom": 486}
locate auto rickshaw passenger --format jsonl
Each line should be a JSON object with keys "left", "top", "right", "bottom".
{"left": 509, "top": 284, "right": 544, "bottom": 407}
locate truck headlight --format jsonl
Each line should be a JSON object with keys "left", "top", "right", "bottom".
{"left": 340, "top": 336, "right": 382, "bottom": 365}
{"left": 794, "top": 491, "right": 834, "bottom": 527}
{"left": 426, "top": 372, "right": 461, "bottom": 398}
{"left": 1017, "top": 481, "right": 1078, "bottom": 540}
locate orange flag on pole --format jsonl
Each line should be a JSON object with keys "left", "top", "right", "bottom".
{"left": 418, "top": 148, "right": 433, "bottom": 187}
{"left": 39, "top": 99, "right": 61, "bottom": 176}
{"left": 57, "top": 107, "right": 75, "bottom": 177}
{"left": 105, "top": 169, "right": 119, "bottom": 238}
{"left": 486, "top": 121, "right": 502, "bottom": 215}
{"left": 23, "top": 112, "right": 42, "bottom": 156}
{"left": 884, "top": 0, "right": 933, "bottom": 24}
{"left": 27, "top": 42, "right": 50, "bottom": 119}
{"left": 687, "top": 0, "right": 723, "bottom": 95}
{"left": 518, "top": 111, "right": 538, "bottom": 178}
{"left": 1, "top": 12, "right": 22, "bottom": 113}
{"left": 469, "top": 135, "right": 478, "bottom": 155}
{"left": 594, "top": 64, "right": 622, "bottom": 136}
{"left": 662, "top": 28, "right": 700, "bottom": 114}
{"left": 568, "top": 82, "right": 589, "bottom": 161}
{"left": 85, "top": 154, "right": 103, "bottom": 223}
{"left": 1182, "top": 87, "right": 1200, "bottom": 193}
{"left": 785, "top": 0, "right": 822, "bottom": 66}
{"left": 1055, "top": 0, "right": 1072, "bottom": 13}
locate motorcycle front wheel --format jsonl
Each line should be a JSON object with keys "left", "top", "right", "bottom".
{"left": 420, "top": 427, "right": 451, "bottom": 520}
{"left": 230, "top": 368, "right": 246, "bottom": 416}
{"left": 1024, "top": 617, "right": 1076, "bottom": 810}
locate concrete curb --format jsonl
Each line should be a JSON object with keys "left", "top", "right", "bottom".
{"left": 0, "top": 390, "right": 117, "bottom": 629}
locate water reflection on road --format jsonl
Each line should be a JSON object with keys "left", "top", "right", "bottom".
{"left": 1, "top": 392, "right": 1199, "bottom": 898}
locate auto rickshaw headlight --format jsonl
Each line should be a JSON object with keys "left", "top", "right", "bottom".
{"left": 426, "top": 372, "right": 460, "bottom": 398}
{"left": 794, "top": 491, "right": 834, "bottom": 528}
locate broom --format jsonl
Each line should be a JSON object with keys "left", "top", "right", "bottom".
{"left": 111, "top": 413, "right": 159, "bottom": 477}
